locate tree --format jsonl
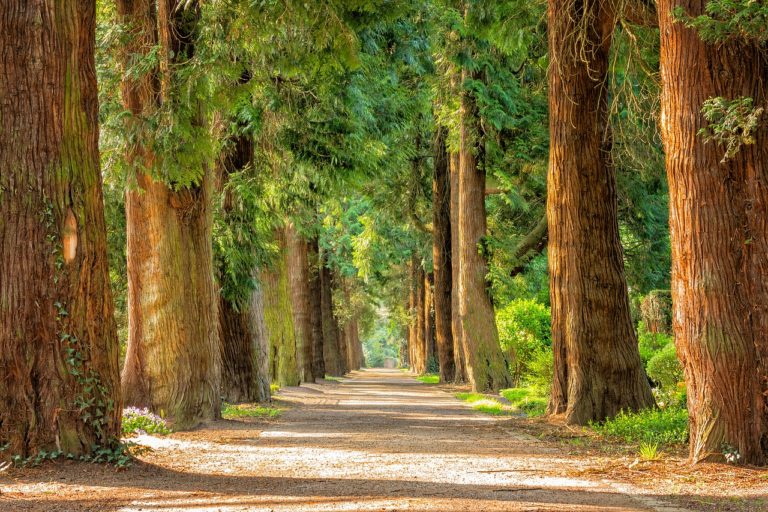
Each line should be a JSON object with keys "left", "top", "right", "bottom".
{"left": 0, "top": 0, "right": 121, "bottom": 456}
{"left": 657, "top": 0, "right": 768, "bottom": 464}
{"left": 287, "top": 224, "right": 315, "bottom": 382}
{"left": 457, "top": 68, "right": 512, "bottom": 392}
{"left": 432, "top": 127, "right": 456, "bottom": 382}
{"left": 117, "top": 0, "right": 221, "bottom": 429}
{"left": 545, "top": 0, "right": 654, "bottom": 424}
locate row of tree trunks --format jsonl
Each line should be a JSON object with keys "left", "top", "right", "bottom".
{"left": 657, "top": 0, "right": 768, "bottom": 465}
{"left": 457, "top": 67, "right": 512, "bottom": 393}
{"left": 118, "top": 0, "right": 221, "bottom": 429}
{"left": 0, "top": 0, "right": 121, "bottom": 456}
{"left": 432, "top": 126, "right": 456, "bottom": 383}
{"left": 545, "top": 0, "right": 653, "bottom": 424}
{"left": 262, "top": 228, "right": 300, "bottom": 387}
{"left": 286, "top": 224, "right": 315, "bottom": 382}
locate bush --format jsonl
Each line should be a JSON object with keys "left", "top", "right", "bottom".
{"left": 592, "top": 407, "right": 688, "bottom": 445}
{"left": 496, "top": 299, "right": 551, "bottom": 386}
{"left": 122, "top": 407, "right": 172, "bottom": 435}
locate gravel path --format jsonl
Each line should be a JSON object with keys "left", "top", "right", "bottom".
{"left": 1, "top": 368, "right": 683, "bottom": 511}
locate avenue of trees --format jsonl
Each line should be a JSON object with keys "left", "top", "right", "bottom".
{"left": 1, "top": 0, "right": 766, "bottom": 466}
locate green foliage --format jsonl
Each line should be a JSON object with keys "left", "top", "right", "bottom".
{"left": 699, "top": 96, "right": 765, "bottom": 162}
{"left": 496, "top": 299, "right": 550, "bottom": 386}
{"left": 416, "top": 374, "right": 439, "bottom": 384}
{"left": 592, "top": 408, "right": 689, "bottom": 445}
{"left": 675, "top": 1, "right": 768, "bottom": 43}
{"left": 221, "top": 403, "right": 281, "bottom": 420}
{"left": 500, "top": 387, "right": 547, "bottom": 417}
{"left": 122, "top": 407, "right": 172, "bottom": 435}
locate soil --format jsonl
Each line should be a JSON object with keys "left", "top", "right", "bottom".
{"left": 1, "top": 369, "right": 766, "bottom": 511}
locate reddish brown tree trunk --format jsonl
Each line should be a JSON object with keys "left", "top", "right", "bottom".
{"left": 0, "top": 0, "right": 121, "bottom": 457}
{"left": 320, "top": 257, "right": 344, "bottom": 376}
{"left": 433, "top": 128, "right": 456, "bottom": 382}
{"left": 658, "top": 0, "right": 768, "bottom": 464}
{"left": 286, "top": 224, "right": 315, "bottom": 383}
{"left": 307, "top": 236, "right": 326, "bottom": 379}
{"left": 458, "top": 70, "right": 512, "bottom": 392}
{"left": 118, "top": 0, "right": 220, "bottom": 429}
{"left": 449, "top": 152, "right": 467, "bottom": 383}
{"left": 262, "top": 229, "right": 300, "bottom": 387}
{"left": 546, "top": 0, "right": 654, "bottom": 424}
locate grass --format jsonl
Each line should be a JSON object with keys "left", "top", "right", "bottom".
{"left": 455, "top": 392, "right": 516, "bottom": 416}
{"left": 416, "top": 373, "right": 439, "bottom": 384}
{"left": 591, "top": 407, "right": 688, "bottom": 445}
{"left": 500, "top": 387, "right": 548, "bottom": 417}
{"left": 221, "top": 403, "right": 281, "bottom": 420}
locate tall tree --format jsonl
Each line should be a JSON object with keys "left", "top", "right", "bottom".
{"left": 432, "top": 127, "right": 456, "bottom": 382}
{"left": 657, "top": 0, "right": 768, "bottom": 464}
{"left": 0, "top": 0, "right": 121, "bottom": 456}
{"left": 457, "top": 68, "right": 512, "bottom": 392}
{"left": 546, "top": 0, "right": 653, "bottom": 424}
{"left": 118, "top": 0, "right": 220, "bottom": 429}
{"left": 287, "top": 224, "right": 315, "bottom": 382}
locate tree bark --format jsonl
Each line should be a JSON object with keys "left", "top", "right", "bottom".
{"left": 658, "top": 0, "right": 768, "bottom": 465}
{"left": 449, "top": 152, "right": 467, "bottom": 383}
{"left": 286, "top": 224, "right": 315, "bottom": 383}
{"left": 320, "top": 256, "right": 344, "bottom": 376}
{"left": 219, "top": 284, "right": 271, "bottom": 403}
{"left": 262, "top": 228, "right": 300, "bottom": 387}
{"left": 217, "top": 133, "right": 270, "bottom": 404}
{"left": 307, "top": 236, "right": 326, "bottom": 379}
{"left": 433, "top": 127, "right": 456, "bottom": 382}
{"left": 458, "top": 70, "right": 512, "bottom": 392}
{"left": 0, "top": 0, "right": 121, "bottom": 457}
{"left": 118, "top": 0, "right": 220, "bottom": 429}
{"left": 546, "top": 0, "right": 654, "bottom": 424}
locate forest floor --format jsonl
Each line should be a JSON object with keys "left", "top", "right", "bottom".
{"left": 1, "top": 368, "right": 766, "bottom": 511}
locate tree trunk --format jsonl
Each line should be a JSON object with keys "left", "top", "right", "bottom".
{"left": 320, "top": 257, "right": 344, "bottom": 376}
{"left": 262, "top": 229, "right": 300, "bottom": 387}
{"left": 286, "top": 224, "right": 314, "bottom": 383}
{"left": 657, "top": 0, "right": 768, "bottom": 465}
{"left": 546, "top": 0, "right": 654, "bottom": 424}
{"left": 0, "top": 0, "right": 121, "bottom": 457}
{"left": 457, "top": 70, "right": 512, "bottom": 392}
{"left": 217, "top": 133, "right": 270, "bottom": 403}
{"left": 219, "top": 284, "right": 271, "bottom": 403}
{"left": 433, "top": 127, "right": 456, "bottom": 382}
{"left": 307, "top": 236, "right": 326, "bottom": 379}
{"left": 450, "top": 152, "right": 467, "bottom": 383}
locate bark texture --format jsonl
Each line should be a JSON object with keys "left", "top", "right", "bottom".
{"left": 286, "top": 224, "right": 315, "bottom": 383}
{"left": 262, "top": 229, "right": 300, "bottom": 387}
{"left": 449, "top": 152, "right": 467, "bottom": 383}
{"left": 457, "top": 71, "right": 512, "bottom": 392}
{"left": 433, "top": 127, "right": 456, "bottom": 382}
{"left": 118, "top": 0, "right": 220, "bottom": 429}
{"left": 0, "top": 0, "right": 121, "bottom": 456}
{"left": 658, "top": 0, "right": 768, "bottom": 464}
{"left": 219, "top": 284, "right": 271, "bottom": 403}
{"left": 307, "top": 237, "right": 326, "bottom": 379}
{"left": 546, "top": 0, "right": 654, "bottom": 424}
{"left": 320, "top": 258, "right": 344, "bottom": 376}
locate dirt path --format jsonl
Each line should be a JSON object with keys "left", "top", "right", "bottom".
{"left": 2, "top": 369, "right": 686, "bottom": 511}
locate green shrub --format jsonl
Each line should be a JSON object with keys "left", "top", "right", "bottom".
{"left": 592, "top": 407, "right": 688, "bottom": 445}
{"left": 122, "top": 407, "right": 172, "bottom": 435}
{"left": 496, "top": 299, "right": 551, "bottom": 386}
